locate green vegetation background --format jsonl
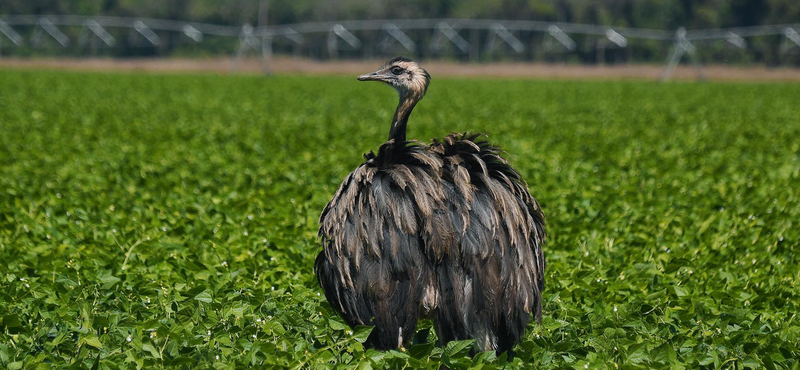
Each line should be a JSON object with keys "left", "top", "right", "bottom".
{"left": 3, "top": 0, "right": 800, "bottom": 64}
{"left": 0, "top": 70, "right": 799, "bottom": 369}
{"left": 4, "top": 0, "right": 799, "bottom": 30}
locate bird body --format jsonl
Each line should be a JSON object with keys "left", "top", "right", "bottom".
{"left": 315, "top": 57, "right": 546, "bottom": 354}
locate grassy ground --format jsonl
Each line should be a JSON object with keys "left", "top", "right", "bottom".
{"left": 0, "top": 70, "right": 798, "bottom": 369}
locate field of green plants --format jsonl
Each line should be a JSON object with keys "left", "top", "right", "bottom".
{"left": 0, "top": 69, "right": 798, "bottom": 369}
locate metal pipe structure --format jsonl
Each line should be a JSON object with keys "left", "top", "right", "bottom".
{"left": 1, "top": 15, "right": 798, "bottom": 79}
{"left": 2, "top": 15, "right": 240, "bottom": 36}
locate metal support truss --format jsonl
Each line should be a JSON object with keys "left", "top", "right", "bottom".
{"left": 485, "top": 24, "right": 523, "bottom": 53}
{"left": 80, "top": 20, "right": 115, "bottom": 47}
{"left": 327, "top": 24, "right": 361, "bottom": 58}
{"left": 430, "top": 22, "right": 469, "bottom": 53}
{"left": 0, "top": 19, "right": 24, "bottom": 45}
{"left": 379, "top": 23, "right": 415, "bottom": 52}
{"left": 32, "top": 18, "right": 69, "bottom": 47}
{"left": 595, "top": 29, "right": 626, "bottom": 65}
{"left": 281, "top": 28, "right": 304, "bottom": 44}
{"left": 781, "top": 27, "right": 800, "bottom": 53}
{"left": 262, "top": 35, "right": 272, "bottom": 73}
{"left": 132, "top": 20, "right": 160, "bottom": 46}
{"left": 547, "top": 25, "right": 576, "bottom": 51}
{"left": 182, "top": 24, "right": 203, "bottom": 42}
{"left": 232, "top": 24, "right": 266, "bottom": 71}
{"left": 279, "top": 27, "right": 303, "bottom": 58}
{"left": 605, "top": 29, "right": 627, "bottom": 47}
{"left": 662, "top": 27, "right": 704, "bottom": 81}
{"left": 726, "top": 32, "right": 746, "bottom": 48}
{"left": 1, "top": 15, "right": 799, "bottom": 81}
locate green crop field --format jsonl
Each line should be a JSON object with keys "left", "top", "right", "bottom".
{"left": 1, "top": 69, "right": 799, "bottom": 369}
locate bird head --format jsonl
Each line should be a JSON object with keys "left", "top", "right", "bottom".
{"left": 358, "top": 57, "right": 431, "bottom": 100}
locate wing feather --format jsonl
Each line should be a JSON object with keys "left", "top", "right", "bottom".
{"left": 316, "top": 134, "right": 546, "bottom": 353}
{"left": 316, "top": 142, "right": 443, "bottom": 350}
{"left": 428, "top": 133, "right": 546, "bottom": 353}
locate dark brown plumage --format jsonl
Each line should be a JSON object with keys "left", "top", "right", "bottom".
{"left": 314, "top": 57, "right": 546, "bottom": 354}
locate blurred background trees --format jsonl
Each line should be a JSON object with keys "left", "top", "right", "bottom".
{"left": 3, "top": 0, "right": 798, "bottom": 29}
{"left": 1, "top": 0, "right": 798, "bottom": 65}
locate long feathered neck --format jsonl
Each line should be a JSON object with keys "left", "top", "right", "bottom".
{"left": 389, "top": 94, "right": 418, "bottom": 143}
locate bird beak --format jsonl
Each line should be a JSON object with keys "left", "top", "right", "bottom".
{"left": 358, "top": 69, "right": 390, "bottom": 82}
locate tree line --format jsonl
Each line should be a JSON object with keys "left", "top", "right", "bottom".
{"left": 2, "top": 0, "right": 798, "bottom": 65}
{"left": 3, "top": 0, "right": 799, "bottom": 30}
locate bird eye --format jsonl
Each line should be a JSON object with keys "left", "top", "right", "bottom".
{"left": 391, "top": 67, "right": 403, "bottom": 75}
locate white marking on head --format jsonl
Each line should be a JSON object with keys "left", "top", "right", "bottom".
{"left": 362, "top": 57, "right": 430, "bottom": 100}
{"left": 386, "top": 59, "right": 430, "bottom": 98}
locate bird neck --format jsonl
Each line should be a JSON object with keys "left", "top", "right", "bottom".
{"left": 389, "top": 94, "right": 418, "bottom": 143}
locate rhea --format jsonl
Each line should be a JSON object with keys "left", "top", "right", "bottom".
{"left": 315, "top": 57, "right": 546, "bottom": 354}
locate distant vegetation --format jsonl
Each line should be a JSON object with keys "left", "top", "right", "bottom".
{"left": 1, "top": 70, "right": 798, "bottom": 368}
{"left": 2, "top": 0, "right": 800, "bottom": 64}
{"left": 4, "top": 0, "right": 800, "bottom": 30}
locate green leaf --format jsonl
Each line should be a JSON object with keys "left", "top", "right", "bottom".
{"left": 627, "top": 344, "right": 649, "bottom": 364}
{"left": 653, "top": 343, "right": 676, "bottom": 364}
{"left": 142, "top": 343, "right": 162, "bottom": 359}
{"left": 762, "top": 354, "right": 777, "bottom": 370}
{"left": 97, "top": 273, "right": 121, "bottom": 289}
{"left": 225, "top": 304, "right": 246, "bottom": 318}
{"left": 2, "top": 315, "right": 22, "bottom": 330}
{"left": 194, "top": 290, "right": 213, "bottom": 303}
{"left": 409, "top": 342, "right": 435, "bottom": 359}
{"left": 352, "top": 326, "right": 373, "bottom": 343}
{"left": 603, "top": 327, "right": 625, "bottom": 338}
{"left": 473, "top": 350, "right": 497, "bottom": 364}
{"left": 316, "top": 349, "right": 335, "bottom": 364}
{"left": 445, "top": 340, "right": 475, "bottom": 357}
{"left": 81, "top": 334, "right": 104, "bottom": 349}
{"left": 329, "top": 318, "right": 349, "bottom": 331}
{"left": 699, "top": 356, "right": 715, "bottom": 365}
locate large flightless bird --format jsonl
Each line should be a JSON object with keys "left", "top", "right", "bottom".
{"left": 315, "top": 57, "right": 546, "bottom": 355}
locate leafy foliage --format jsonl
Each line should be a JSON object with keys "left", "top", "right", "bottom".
{"left": 4, "top": 1, "right": 800, "bottom": 64}
{"left": 0, "top": 70, "right": 799, "bottom": 369}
